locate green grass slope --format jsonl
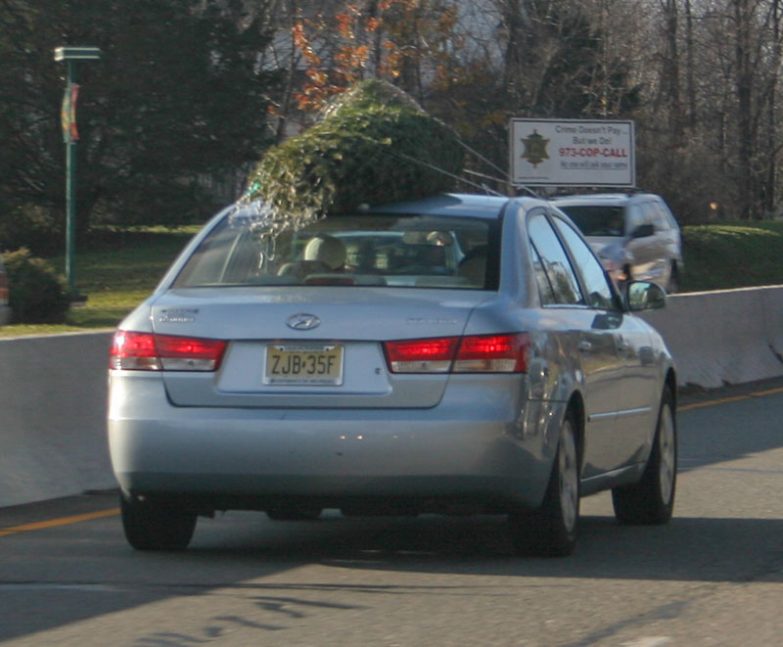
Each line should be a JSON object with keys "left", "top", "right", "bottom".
{"left": 680, "top": 221, "right": 783, "bottom": 292}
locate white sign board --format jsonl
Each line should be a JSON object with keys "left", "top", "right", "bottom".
{"left": 510, "top": 118, "right": 635, "bottom": 187}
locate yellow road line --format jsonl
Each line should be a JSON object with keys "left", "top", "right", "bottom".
{"left": 680, "top": 385, "right": 783, "bottom": 411}
{"left": 748, "top": 386, "right": 783, "bottom": 398}
{"left": 0, "top": 507, "right": 119, "bottom": 538}
{"left": 680, "top": 395, "right": 749, "bottom": 411}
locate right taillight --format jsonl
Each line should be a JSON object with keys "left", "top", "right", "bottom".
{"left": 110, "top": 331, "right": 227, "bottom": 371}
{"left": 453, "top": 333, "right": 529, "bottom": 373}
{"left": 0, "top": 272, "right": 8, "bottom": 301}
{"left": 384, "top": 333, "right": 528, "bottom": 374}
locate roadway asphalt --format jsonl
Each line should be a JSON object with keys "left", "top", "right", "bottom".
{"left": 1, "top": 380, "right": 782, "bottom": 646}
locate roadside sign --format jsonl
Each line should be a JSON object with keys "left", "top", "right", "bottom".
{"left": 510, "top": 118, "right": 635, "bottom": 187}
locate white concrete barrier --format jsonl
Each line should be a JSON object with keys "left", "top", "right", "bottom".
{"left": 0, "top": 332, "right": 115, "bottom": 507}
{"left": 1, "top": 285, "right": 783, "bottom": 508}
{"left": 640, "top": 285, "right": 783, "bottom": 389}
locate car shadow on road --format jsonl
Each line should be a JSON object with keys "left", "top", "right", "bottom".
{"left": 182, "top": 508, "right": 783, "bottom": 585}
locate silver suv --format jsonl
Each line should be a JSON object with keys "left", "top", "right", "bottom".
{"left": 551, "top": 192, "right": 683, "bottom": 292}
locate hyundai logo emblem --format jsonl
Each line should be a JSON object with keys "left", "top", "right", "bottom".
{"left": 286, "top": 313, "right": 321, "bottom": 331}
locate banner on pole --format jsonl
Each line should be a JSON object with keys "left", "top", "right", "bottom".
{"left": 60, "top": 83, "right": 80, "bottom": 143}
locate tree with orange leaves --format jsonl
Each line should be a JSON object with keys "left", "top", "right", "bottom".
{"left": 290, "top": 0, "right": 458, "bottom": 113}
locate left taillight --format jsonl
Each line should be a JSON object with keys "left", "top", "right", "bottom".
{"left": 110, "top": 331, "right": 227, "bottom": 372}
{"left": 384, "top": 333, "right": 529, "bottom": 374}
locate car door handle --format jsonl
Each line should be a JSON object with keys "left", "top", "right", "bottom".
{"left": 578, "top": 340, "right": 592, "bottom": 352}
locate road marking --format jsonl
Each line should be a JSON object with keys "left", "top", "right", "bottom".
{"left": 0, "top": 507, "right": 119, "bottom": 538}
{"left": 749, "top": 385, "right": 783, "bottom": 398}
{"left": 680, "top": 395, "right": 748, "bottom": 411}
{"left": 680, "top": 385, "right": 783, "bottom": 412}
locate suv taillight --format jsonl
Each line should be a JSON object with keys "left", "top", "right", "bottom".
{"left": 110, "top": 331, "right": 227, "bottom": 371}
{"left": 383, "top": 333, "right": 529, "bottom": 374}
{"left": 0, "top": 272, "right": 8, "bottom": 301}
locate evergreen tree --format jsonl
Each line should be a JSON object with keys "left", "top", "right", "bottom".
{"left": 0, "top": 0, "right": 281, "bottom": 251}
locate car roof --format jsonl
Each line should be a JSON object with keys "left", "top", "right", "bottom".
{"left": 551, "top": 192, "right": 659, "bottom": 207}
{"left": 367, "top": 193, "right": 511, "bottom": 219}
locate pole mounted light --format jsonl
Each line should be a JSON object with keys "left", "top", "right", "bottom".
{"left": 54, "top": 46, "right": 101, "bottom": 300}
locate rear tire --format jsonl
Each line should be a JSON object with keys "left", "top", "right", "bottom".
{"left": 612, "top": 388, "right": 677, "bottom": 524}
{"left": 121, "top": 496, "right": 197, "bottom": 551}
{"left": 509, "top": 414, "right": 580, "bottom": 557}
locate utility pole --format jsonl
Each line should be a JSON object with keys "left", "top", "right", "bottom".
{"left": 54, "top": 46, "right": 101, "bottom": 300}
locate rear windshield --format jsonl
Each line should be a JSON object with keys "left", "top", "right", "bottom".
{"left": 173, "top": 208, "right": 498, "bottom": 290}
{"left": 557, "top": 205, "right": 625, "bottom": 237}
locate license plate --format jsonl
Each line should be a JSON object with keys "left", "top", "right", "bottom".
{"left": 264, "top": 343, "right": 344, "bottom": 385}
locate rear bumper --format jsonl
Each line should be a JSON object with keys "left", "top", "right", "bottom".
{"left": 108, "top": 372, "right": 560, "bottom": 513}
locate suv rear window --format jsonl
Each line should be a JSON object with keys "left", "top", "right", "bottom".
{"left": 556, "top": 205, "right": 625, "bottom": 237}
{"left": 173, "top": 209, "right": 498, "bottom": 290}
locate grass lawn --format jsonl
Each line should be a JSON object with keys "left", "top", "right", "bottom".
{"left": 2, "top": 219, "right": 783, "bottom": 338}
{"left": 679, "top": 221, "right": 783, "bottom": 292}
{"left": 0, "top": 228, "right": 197, "bottom": 338}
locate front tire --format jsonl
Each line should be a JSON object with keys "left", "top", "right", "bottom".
{"left": 509, "top": 414, "right": 580, "bottom": 557}
{"left": 612, "top": 388, "right": 677, "bottom": 524}
{"left": 121, "top": 496, "right": 197, "bottom": 551}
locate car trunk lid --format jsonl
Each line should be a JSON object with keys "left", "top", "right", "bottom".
{"left": 150, "top": 287, "right": 486, "bottom": 409}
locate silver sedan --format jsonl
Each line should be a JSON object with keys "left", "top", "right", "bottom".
{"left": 108, "top": 193, "right": 677, "bottom": 556}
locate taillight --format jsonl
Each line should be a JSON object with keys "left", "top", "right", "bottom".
{"left": 453, "top": 333, "right": 528, "bottom": 373}
{"left": 110, "top": 331, "right": 227, "bottom": 371}
{"left": 384, "top": 337, "right": 459, "bottom": 373}
{"left": 0, "top": 273, "right": 8, "bottom": 301}
{"left": 384, "top": 333, "right": 528, "bottom": 374}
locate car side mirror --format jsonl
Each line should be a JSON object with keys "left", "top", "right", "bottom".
{"left": 630, "top": 223, "right": 655, "bottom": 239}
{"left": 626, "top": 280, "right": 666, "bottom": 311}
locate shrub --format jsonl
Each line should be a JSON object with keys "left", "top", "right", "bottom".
{"left": 1, "top": 248, "right": 70, "bottom": 323}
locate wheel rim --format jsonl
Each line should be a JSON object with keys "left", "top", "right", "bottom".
{"left": 658, "top": 404, "right": 676, "bottom": 504}
{"left": 558, "top": 423, "right": 579, "bottom": 532}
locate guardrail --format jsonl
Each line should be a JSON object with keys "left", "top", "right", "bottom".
{"left": 2, "top": 285, "right": 782, "bottom": 508}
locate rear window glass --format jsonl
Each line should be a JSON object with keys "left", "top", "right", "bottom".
{"left": 173, "top": 208, "right": 498, "bottom": 290}
{"left": 556, "top": 205, "right": 625, "bottom": 237}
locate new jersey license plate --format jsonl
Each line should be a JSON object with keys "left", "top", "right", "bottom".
{"left": 264, "top": 343, "right": 344, "bottom": 385}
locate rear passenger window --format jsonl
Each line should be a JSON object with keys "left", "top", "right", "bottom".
{"left": 527, "top": 213, "right": 584, "bottom": 306}
{"left": 551, "top": 216, "right": 615, "bottom": 310}
{"left": 531, "top": 245, "right": 557, "bottom": 305}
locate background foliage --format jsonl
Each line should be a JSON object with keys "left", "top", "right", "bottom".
{"left": 0, "top": 0, "right": 280, "bottom": 254}
{"left": 3, "top": 0, "right": 783, "bottom": 263}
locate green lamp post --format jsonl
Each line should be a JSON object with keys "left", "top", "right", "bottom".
{"left": 54, "top": 46, "right": 101, "bottom": 300}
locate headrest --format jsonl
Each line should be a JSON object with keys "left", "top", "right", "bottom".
{"left": 303, "top": 236, "right": 346, "bottom": 270}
